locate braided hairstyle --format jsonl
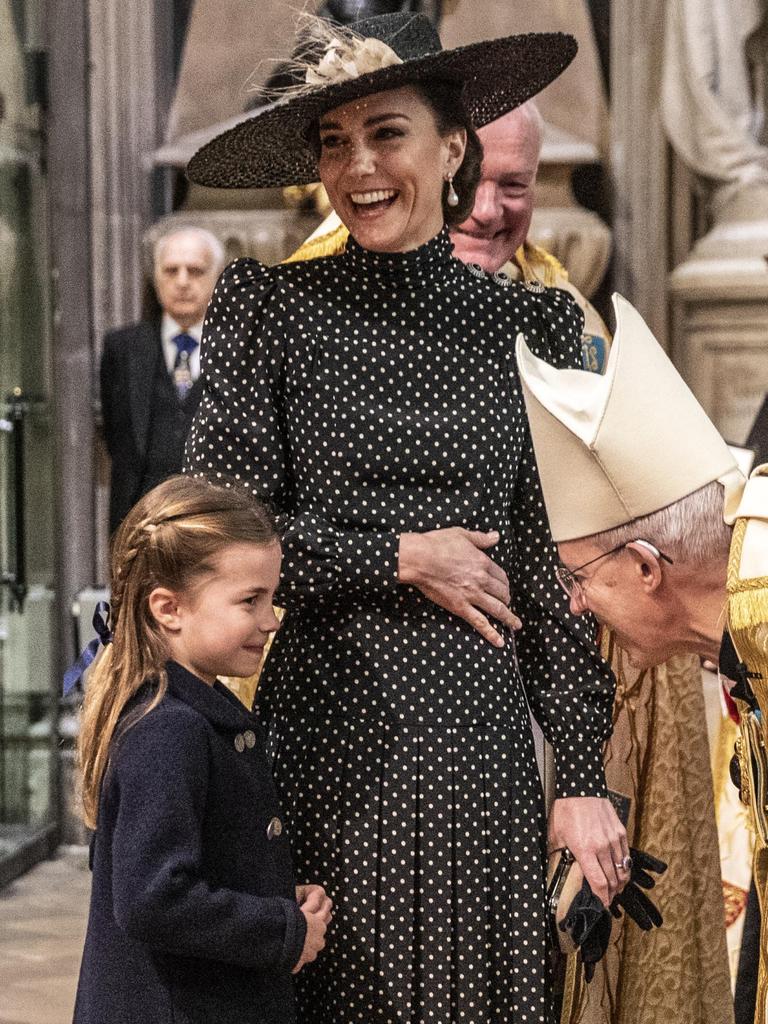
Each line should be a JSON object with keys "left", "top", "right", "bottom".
{"left": 77, "top": 475, "right": 278, "bottom": 829}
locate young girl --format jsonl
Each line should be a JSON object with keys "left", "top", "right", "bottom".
{"left": 72, "top": 475, "right": 331, "bottom": 1024}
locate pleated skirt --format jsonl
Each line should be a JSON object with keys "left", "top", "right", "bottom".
{"left": 265, "top": 711, "right": 550, "bottom": 1023}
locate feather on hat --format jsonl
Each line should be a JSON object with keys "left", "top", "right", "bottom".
{"left": 187, "top": 12, "right": 577, "bottom": 190}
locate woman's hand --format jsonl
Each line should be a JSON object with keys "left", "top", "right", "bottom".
{"left": 398, "top": 528, "right": 521, "bottom": 647}
{"left": 548, "top": 797, "right": 630, "bottom": 908}
{"left": 293, "top": 884, "right": 333, "bottom": 973}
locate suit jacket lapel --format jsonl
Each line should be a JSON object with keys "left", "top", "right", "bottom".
{"left": 128, "top": 321, "right": 163, "bottom": 460}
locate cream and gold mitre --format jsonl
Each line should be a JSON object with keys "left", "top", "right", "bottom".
{"left": 515, "top": 293, "right": 744, "bottom": 542}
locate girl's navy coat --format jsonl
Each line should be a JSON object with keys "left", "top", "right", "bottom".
{"left": 73, "top": 661, "right": 306, "bottom": 1024}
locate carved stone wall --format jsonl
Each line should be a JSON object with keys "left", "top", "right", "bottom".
{"left": 145, "top": 209, "right": 321, "bottom": 272}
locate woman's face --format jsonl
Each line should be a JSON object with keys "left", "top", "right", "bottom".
{"left": 318, "top": 85, "right": 466, "bottom": 253}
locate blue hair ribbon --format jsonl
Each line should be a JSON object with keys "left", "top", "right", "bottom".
{"left": 63, "top": 601, "right": 113, "bottom": 696}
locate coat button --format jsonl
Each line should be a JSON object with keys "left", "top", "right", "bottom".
{"left": 234, "top": 733, "right": 245, "bottom": 753}
{"left": 267, "top": 816, "right": 283, "bottom": 840}
{"left": 244, "top": 729, "right": 256, "bottom": 749}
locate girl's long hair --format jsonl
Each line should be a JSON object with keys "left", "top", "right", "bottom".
{"left": 77, "top": 475, "right": 278, "bottom": 828}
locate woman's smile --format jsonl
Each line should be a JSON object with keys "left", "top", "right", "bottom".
{"left": 318, "top": 86, "right": 464, "bottom": 252}
{"left": 349, "top": 188, "right": 399, "bottom": 215}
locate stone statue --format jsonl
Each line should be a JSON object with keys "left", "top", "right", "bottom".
{"left": 666, "top": 0, "right": 768, "bottom": 462}
{"left": 662, "top": 0, "right": 768, "bottom": 223}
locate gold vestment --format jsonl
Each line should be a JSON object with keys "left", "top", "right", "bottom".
{"left": 727, "top": 466, "right": 768, "bottom": 1024}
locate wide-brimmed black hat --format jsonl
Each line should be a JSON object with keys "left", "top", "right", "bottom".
{"left": 187, "top": 12, "right": 577, "bottom": 190}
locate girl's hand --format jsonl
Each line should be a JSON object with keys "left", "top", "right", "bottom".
{"left": 295, "top": 883, "right": 331, "bottom": 912}
{"left": 292, "top": 884, "right": 333, "bottom": 973}
{"left": 398, "top": 528, "right": 521, "bottom": 647}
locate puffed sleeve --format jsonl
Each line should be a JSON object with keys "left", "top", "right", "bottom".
{"left": 185, "top": 259, "right": 399, "bottom": 606}
{"left": 109, "top": 709, "right": 306, "bottom": 970}
{"left": 510, "top": 287, "right": 615, "bottom": 799}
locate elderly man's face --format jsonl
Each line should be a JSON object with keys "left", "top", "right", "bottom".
{"left": 154, "top": 232, "right": 219, "bottom": 329}
{"left": 451, "top": 109, "right": 539, "bottom": 273}
{"left": 556, "top": 537, "right": 679, "bottom": 669}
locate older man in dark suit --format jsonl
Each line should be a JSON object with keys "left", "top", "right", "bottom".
{"left": 100, "top": 226, "right": 224, "bottom": 533}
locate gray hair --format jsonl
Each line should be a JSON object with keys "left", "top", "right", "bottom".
{"left": 486, "top": 100, "right": 544, "bottom": 159}
{"left": 586, "top": 480, "right": 732, "bottom": 567}
{"left": 517, "top": 99, "right": 544, "bottom": 151}
{"left": 153, "top": 226, "right": 226, "bottom": 274}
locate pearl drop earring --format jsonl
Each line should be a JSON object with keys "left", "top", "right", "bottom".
{"left": 446, "top": 174, "right": 459, "bottom": 208}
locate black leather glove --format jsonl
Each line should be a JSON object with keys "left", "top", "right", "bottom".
{"left": 609, "top": 847, "right": 667, "bottom": 930}
{"left": 558, "top": 847, "right": 666, "bottom": 982}
{"left": 561, "top": 880, "right": 612, "bottom": 983}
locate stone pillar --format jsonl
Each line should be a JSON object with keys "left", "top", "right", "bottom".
{"left": 87, "top": 0, "right": 175, "bottom": 581}
{"left": 662, "top": 1, "right": 768, "bottom": 443}
{"left": 610, "top": 0, "right": 670, "bottom": 345}
{"left": 530, "top": 124, "right": 612, "bottom": 300}
{"left": 88, "top": 0, "right": 167, "bottom": 341}
{"left": 669, "top": 211, "right": 768, "bottom": 443}
{"left": 47, "top": 0, "right": 95, "bottom": 846}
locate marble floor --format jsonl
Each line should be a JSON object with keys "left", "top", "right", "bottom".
{"left": 0, "top": 849, "right": 89, "bottom": 1024}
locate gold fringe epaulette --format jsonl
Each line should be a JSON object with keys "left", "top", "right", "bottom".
{"left": 727, "top": 517, "right": 768, "bottom": 688}
{"left": 726, "top": 468, "right": 768, "bottom": 1024}
{"left": 727, "top": 583, "right": 768, "bottom": 663}
{"left": 284, "top": 222, "right": 349, "bottom": 263}
{"left": 727, "top": 514, "right": 768, "bottom": 848}
{"left": 515, "top": 242, "right": 569, "bottom": 289}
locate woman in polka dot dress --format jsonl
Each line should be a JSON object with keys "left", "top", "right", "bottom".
{"left": 186, "top": 12, "right": 628, "bottom": 1023}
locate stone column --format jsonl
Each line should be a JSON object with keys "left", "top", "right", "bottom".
{"left": 668, "top": 216, "right": 768, "bottom": 443}
{"left": 663, "top": 0, "right": 768, "bottom": 442}
{"left": 610, "top": 0, "right": 670, "bottom": 346}
{"left": 87, "top": 0, "right": 175, "bottom": 580}
{"left": 88, "top": 0, "right": 167, "bottom": 341}
{"left": 47, "top": 0, "right": 95, "bottom": 846}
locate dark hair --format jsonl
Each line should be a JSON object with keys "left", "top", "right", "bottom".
{"left": 413, "top": 78, "right": 483, "bottom": 227}
{"left": 307, "top": 77, "right": 483, "bottom": 228}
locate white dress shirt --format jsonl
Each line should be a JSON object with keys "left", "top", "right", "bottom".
{"left": 161, "top": 315, "right": 203, "bottom": 381}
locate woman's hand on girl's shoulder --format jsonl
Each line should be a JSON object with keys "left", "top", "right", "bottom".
{"left": 397, "top": 528, "right": 521, "bottom": 647}
{"left": 292, "top": 884, "right": 333, "bottom": 974}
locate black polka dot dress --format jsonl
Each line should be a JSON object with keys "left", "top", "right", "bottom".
{"left": 186, "top": 228, "right": 615, "bottom": 1024}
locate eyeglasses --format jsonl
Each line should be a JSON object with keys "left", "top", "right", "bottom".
{"left": 555, "top": 539, "right": 674, "bottom": 601}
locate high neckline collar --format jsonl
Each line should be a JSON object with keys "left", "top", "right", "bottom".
{"left": 342, "top": 227, "right": 455, "bottom": 288}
